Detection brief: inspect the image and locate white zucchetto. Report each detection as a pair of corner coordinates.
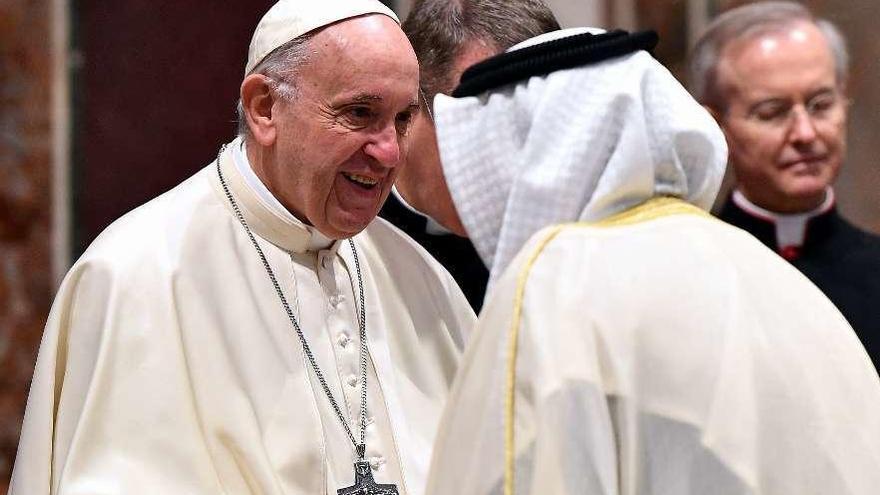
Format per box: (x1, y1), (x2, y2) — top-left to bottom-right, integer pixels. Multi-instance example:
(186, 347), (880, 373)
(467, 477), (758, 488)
(245, 0), (399, 75)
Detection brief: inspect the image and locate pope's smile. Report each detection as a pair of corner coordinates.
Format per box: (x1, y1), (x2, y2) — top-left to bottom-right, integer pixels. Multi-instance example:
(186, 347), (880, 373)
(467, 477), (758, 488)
(342, 172), (379, 189)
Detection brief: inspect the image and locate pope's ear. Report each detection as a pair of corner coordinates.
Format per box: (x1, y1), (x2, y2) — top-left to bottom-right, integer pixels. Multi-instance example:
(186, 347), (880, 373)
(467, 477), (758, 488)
(241, 74), (277, 146)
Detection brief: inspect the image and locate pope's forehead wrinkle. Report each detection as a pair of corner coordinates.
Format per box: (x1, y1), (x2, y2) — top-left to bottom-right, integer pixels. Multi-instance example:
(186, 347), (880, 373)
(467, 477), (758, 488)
(344, 94), (419, 108)
(351, 94), (382, 103)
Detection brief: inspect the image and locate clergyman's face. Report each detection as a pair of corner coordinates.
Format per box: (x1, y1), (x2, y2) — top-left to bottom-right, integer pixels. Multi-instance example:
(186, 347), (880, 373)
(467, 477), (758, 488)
(396, 41), (498, 236)
(715, 21), (847, 213)
(267, 15), (420, 239)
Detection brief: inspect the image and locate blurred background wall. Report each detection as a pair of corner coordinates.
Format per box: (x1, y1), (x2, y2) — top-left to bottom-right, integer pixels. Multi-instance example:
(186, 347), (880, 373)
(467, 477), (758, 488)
(1, 0), (55, 489)
(1, 0), (877, 491)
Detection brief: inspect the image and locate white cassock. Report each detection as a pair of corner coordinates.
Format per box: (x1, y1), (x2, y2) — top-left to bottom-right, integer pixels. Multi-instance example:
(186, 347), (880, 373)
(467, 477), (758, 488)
(11, 138), (475, 495)
(426, 28), (880, 495)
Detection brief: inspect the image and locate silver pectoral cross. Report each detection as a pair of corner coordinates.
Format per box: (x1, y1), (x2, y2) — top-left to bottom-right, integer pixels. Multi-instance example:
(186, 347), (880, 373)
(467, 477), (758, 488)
(337, 460), (399, 495)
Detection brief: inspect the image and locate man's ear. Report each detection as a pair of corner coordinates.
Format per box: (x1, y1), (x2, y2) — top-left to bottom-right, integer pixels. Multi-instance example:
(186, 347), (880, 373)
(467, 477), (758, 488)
(703, 104), (721, 123)
(838, 81), (852, 113)
(241, 74), (277, 146)
(703, 104), (733, 140)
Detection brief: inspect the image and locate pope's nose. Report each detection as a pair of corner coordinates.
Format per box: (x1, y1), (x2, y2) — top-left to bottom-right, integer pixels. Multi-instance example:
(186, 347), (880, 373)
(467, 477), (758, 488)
(363, 123), (402, 168)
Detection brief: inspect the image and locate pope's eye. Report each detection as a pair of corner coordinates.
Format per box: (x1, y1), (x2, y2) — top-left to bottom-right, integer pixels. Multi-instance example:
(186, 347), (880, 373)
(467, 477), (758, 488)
(350, 107), (372, 119)
(343, 106), (375, 127)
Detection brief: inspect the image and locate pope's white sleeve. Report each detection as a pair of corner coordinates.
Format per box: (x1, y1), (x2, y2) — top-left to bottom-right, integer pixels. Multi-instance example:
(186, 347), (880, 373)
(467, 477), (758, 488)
(9, 257), (226, 494)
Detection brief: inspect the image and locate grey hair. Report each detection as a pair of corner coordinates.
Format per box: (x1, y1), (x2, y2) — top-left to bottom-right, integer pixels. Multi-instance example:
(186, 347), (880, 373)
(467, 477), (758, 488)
(688, 1), (849, 112)
(403, 0), (560, 102)
(236, 34), (314, 138)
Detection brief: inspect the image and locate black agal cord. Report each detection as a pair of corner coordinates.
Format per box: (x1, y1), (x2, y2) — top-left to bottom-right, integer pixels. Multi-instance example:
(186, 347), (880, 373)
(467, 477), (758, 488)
(453, 29), (659, 98)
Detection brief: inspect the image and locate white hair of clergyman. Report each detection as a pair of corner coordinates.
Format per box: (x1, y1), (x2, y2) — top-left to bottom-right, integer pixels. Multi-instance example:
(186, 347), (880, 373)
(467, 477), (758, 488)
(236, 35), (314, 138)
(688, 1), (849, 112)
(403, 0), (561, 103)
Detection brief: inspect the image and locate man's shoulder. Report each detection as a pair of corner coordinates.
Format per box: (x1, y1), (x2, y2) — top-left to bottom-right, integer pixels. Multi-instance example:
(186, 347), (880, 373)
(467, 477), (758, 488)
(512, 209), (794, 289)
(78, 165), (218, 272)
(805, 214), (880, 292)
(507, 208), (845, 337)
(833, 214), (880, 253)
(360, 216), (449, 272)
(528, 207), (750, 251)
(358, 217), (476, 333)
(360, 218), (472, 300)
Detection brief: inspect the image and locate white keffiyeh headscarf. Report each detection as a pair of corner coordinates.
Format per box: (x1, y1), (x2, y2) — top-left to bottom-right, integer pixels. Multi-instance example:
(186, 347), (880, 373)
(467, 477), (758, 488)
(433, 28), (727, 286)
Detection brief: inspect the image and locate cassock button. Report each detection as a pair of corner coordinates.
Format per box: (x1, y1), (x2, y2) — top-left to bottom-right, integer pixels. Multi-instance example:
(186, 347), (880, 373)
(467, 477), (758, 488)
(328, 294), (346, 309)
(329, 294), (340, 308)
(346, 374), (358, 387)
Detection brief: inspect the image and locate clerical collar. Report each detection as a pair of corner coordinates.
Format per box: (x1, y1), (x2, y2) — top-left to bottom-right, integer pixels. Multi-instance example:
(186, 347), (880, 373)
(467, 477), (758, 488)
(732, 188), (835, 256)
(233, 139), (334, 251)
(212, 139), (330, 253)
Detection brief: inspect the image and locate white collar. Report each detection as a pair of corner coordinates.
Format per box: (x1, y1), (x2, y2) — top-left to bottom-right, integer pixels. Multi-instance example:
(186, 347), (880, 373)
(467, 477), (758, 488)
(733, 188), (835, 248)
(233, 139), (334, 251)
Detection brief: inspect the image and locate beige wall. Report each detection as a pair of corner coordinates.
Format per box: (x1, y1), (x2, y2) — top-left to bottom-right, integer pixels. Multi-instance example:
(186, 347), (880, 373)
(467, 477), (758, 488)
(393, 0), (606, 30)
(0, 0), (55, 490)
(809, 0), (880, 233)
(544, 0), (605, 27)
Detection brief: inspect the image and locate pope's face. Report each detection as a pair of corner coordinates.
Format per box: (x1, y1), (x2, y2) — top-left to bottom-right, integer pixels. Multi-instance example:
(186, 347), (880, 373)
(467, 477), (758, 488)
(396, 41), (498, 236)
(715, 21), (847, 213)
(267, 15), (420, 238)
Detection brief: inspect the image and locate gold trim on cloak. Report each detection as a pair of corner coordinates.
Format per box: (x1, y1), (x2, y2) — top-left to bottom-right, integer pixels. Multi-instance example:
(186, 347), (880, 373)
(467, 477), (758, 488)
(503, 196), (709, 495)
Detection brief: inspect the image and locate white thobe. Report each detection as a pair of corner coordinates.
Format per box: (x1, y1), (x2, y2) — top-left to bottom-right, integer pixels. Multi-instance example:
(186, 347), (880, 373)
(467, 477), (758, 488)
(426, 198), (880, 495)
(11, 141), (475, 495)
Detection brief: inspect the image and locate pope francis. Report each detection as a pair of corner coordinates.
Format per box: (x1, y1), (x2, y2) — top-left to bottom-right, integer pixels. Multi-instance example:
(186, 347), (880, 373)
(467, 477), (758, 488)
(418, 28), (880, 495)
(10, 1), (475, 494)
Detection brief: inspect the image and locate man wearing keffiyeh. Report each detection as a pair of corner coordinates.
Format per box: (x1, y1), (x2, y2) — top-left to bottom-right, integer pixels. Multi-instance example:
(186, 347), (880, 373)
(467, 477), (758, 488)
(408, 28), (880, 495)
